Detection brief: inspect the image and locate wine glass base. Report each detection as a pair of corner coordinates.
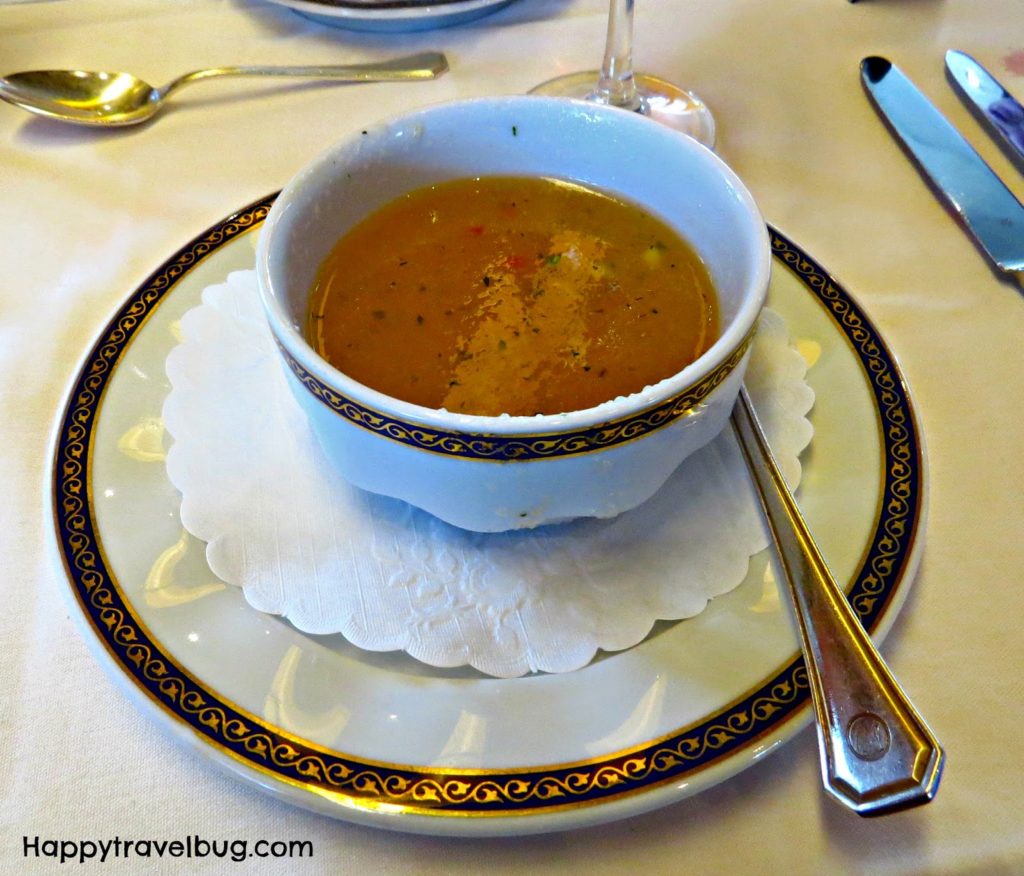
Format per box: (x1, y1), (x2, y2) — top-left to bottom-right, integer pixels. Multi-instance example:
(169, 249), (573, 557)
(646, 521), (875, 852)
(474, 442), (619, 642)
(530, 71), (716, 148)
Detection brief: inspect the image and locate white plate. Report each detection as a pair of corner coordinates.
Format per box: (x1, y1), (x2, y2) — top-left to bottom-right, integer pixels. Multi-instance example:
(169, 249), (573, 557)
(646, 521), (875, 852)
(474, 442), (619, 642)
(267, 0), (515, 32)
(50, 194), (927, 836)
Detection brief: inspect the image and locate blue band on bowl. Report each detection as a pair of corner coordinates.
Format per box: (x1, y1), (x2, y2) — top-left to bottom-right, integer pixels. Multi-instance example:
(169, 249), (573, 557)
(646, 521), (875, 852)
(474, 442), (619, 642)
(277, 330), (756, 461)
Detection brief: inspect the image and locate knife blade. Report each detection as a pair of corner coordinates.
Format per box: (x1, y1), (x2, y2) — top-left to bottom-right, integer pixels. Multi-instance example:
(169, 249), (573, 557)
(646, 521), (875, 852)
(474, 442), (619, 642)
(945, 50), (1024, 165)
(861, 56), (1024, 274)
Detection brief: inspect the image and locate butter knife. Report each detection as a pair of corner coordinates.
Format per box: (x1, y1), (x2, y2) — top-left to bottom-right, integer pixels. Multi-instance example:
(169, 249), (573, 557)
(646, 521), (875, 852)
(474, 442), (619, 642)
(861, 56), (1024, 274)
(946, 50), (1024, 166)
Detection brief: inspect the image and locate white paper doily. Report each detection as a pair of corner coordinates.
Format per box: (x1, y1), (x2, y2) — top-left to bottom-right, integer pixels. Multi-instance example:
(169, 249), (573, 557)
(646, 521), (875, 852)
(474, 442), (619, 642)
(163, 270), (814, 677)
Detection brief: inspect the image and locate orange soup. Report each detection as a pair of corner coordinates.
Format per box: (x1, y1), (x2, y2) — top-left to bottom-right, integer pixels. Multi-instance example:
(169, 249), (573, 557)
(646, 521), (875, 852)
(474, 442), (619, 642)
(308, 176), (718, 417)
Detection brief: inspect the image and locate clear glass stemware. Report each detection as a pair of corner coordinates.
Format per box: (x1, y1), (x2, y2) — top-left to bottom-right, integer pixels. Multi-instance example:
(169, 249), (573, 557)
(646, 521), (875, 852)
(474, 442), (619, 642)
(530, 0), (715, 146)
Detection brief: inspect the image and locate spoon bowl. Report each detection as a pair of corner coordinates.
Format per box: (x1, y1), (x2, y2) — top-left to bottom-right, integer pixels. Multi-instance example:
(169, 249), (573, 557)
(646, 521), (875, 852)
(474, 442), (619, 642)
(0, 52), (449, 127)
(0, 70), (160, 125)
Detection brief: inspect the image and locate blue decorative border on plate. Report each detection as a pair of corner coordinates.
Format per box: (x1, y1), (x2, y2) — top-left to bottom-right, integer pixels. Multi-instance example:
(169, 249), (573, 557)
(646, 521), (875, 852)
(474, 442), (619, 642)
(52, 195), (922, 817)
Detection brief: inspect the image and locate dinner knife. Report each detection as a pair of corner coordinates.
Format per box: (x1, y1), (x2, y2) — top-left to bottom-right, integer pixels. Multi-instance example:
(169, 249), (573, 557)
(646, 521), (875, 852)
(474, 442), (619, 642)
(861, 56), (1024, 274)
(945, 50), (1024, 165)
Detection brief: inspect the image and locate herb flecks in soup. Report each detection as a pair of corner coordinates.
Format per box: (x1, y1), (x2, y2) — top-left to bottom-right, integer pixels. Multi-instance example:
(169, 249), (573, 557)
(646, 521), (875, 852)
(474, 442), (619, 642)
(308, 177), (718, 417)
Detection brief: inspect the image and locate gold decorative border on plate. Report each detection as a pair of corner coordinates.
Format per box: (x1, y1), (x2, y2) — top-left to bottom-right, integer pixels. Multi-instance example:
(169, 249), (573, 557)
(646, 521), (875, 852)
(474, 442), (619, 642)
(52, 195), (924, 821)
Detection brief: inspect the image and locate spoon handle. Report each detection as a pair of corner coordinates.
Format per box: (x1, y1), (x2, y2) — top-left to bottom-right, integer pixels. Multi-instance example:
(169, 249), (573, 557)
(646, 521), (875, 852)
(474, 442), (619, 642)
(161, 52), (449, 97)
(730, 387), (944, 816)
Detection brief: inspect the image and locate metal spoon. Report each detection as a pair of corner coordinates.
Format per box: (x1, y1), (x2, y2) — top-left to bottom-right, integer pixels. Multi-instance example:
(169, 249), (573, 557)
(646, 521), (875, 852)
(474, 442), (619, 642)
(0, 52), (449, 127)
(731, 387), (944, 815)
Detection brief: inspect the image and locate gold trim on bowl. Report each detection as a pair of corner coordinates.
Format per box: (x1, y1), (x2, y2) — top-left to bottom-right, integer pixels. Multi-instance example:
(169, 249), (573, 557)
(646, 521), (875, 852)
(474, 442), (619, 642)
(276, 329), (756, 461)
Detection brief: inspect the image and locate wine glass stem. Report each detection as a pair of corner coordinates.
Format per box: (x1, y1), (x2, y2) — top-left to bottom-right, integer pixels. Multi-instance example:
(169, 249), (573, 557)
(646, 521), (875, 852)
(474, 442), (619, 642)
(595, 0), (642, 111)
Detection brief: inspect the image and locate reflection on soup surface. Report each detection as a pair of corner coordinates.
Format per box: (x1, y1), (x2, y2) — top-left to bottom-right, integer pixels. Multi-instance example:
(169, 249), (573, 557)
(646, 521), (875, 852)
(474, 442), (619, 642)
(309, 176), (718, 416)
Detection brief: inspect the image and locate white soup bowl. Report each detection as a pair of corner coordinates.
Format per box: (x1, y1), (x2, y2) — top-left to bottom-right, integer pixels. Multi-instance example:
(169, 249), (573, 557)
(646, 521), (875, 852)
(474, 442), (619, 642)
(256, 96), (770, 532)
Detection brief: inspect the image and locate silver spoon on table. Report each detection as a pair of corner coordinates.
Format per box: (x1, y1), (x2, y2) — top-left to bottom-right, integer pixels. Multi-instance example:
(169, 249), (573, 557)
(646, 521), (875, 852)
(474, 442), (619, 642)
(731, 387), (944, 815)
(0, 51), (449, 127)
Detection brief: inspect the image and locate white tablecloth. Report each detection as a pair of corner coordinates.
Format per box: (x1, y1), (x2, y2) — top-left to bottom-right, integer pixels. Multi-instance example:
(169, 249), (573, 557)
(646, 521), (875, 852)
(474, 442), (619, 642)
(2, 1), (1023, 872)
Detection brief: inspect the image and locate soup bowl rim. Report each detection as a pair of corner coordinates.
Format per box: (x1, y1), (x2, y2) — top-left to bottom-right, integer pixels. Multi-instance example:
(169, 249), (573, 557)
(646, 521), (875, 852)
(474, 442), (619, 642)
(257, 95), (770, 440)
